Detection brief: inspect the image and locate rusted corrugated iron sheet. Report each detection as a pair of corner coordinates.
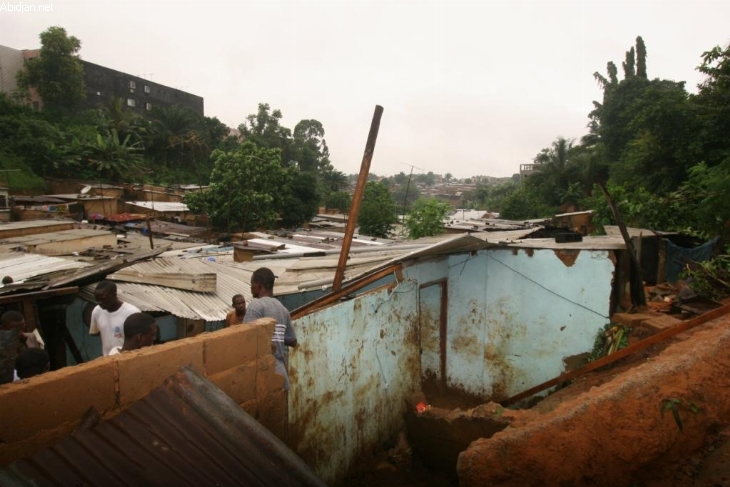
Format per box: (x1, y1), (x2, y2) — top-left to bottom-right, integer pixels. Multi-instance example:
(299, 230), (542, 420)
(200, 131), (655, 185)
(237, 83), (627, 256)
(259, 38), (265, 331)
(0, 253), (90, 282)
(0, 367), (328, 487)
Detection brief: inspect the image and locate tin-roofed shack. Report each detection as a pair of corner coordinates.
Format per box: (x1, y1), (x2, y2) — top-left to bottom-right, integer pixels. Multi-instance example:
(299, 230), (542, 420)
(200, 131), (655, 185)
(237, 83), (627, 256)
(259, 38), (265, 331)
(0, 226), (723, 486)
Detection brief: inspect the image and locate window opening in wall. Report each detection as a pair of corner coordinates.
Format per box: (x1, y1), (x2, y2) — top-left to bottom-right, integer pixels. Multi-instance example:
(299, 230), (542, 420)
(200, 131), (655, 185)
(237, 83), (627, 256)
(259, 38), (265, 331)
(129, 80), (136, 89)
(146, 102), (152, 110)
(96, 91), (101, 96)
(144, 85), (150, 93)
(127, 98), (136, 107)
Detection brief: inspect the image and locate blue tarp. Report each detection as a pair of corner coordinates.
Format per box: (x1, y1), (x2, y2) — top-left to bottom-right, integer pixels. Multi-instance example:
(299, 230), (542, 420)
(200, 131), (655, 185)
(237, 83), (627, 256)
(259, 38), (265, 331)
(665, 236), (719, 283)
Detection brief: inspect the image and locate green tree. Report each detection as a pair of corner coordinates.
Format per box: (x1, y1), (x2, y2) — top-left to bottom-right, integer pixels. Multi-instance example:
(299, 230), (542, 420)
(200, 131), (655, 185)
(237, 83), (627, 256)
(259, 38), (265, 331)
(17, 26), (86, 113)
(185, 142), (287, 232)
(636, 36), (648, 79)
(292, 119), (329, 172)
(146, 105), (201, 168)
(444, 172), (453, 185)
(86, 129), (144, 180)
(405, 198), (449, 239)
(326, 190), (352, 214)
(358, 181), (396, 238)
(239, 103), (294, 163)
(279, 169), (319, 228)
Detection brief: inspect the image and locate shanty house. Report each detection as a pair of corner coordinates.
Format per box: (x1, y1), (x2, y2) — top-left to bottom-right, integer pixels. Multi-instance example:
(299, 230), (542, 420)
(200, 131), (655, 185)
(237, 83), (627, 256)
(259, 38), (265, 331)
(1, 232), (638, 485)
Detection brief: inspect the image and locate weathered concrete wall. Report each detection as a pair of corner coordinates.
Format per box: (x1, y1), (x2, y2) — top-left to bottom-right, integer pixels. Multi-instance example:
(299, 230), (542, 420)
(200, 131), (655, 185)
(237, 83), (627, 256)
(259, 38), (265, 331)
(480, 248), (613, 399)
(288, 280), (421, 485)
(403, 248), (614, 401)
(457, 315), (730, 486)
(0, 319), (284, 465)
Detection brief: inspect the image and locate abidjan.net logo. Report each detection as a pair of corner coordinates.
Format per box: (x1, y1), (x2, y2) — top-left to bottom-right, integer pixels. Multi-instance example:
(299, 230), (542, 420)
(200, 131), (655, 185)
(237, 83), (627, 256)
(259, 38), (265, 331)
(0, 2), (55, 13)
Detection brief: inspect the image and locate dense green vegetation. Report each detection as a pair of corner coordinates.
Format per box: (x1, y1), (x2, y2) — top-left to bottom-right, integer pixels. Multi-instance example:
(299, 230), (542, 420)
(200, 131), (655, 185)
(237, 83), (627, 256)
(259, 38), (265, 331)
(404, 198), (450, 239)
(5, 28), (730, 243)
(2, 27), (345, 232)
(461, 37), (730, 244)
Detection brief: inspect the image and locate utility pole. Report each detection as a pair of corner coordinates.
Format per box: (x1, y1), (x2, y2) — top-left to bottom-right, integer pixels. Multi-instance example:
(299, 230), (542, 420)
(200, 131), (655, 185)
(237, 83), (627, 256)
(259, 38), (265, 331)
(399, 162), (423, 234)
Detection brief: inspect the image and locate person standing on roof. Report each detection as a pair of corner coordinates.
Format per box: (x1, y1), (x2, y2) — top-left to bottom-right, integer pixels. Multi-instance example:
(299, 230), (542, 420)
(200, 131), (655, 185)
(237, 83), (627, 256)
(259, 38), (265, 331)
(109, 313), (158, 355)
(225, 294), (246, 327)
(90, 280), (141, 356)
(244, 268), (297, 390)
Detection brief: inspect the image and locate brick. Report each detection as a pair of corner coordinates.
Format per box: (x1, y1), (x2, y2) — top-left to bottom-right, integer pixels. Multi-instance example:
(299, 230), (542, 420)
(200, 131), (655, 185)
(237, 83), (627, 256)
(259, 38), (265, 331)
(116, 338), (204, 406)
(0, 359), (115, 443)
(252, 318), (276, 356)
(208, 362), (257, 405)
(256, 354), (284, 398)
(612, 313), (653, 327)
(204, 325), (259, 375)
(257, 389), (287, 441)
(642, 314), (683, 333)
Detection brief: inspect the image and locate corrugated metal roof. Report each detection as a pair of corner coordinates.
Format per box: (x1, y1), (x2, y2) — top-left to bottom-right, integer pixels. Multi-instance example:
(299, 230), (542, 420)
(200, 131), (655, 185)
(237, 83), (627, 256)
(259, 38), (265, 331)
(80, 248), (417, 320)
(127, 201), (189, 212)
(0, 229), (114, 246)
(0, 253), (90, 282)
(390, 234), (493, 264)
(0, 367), (327, 487)
(0, 220), (74, 230)
(81, 258), (251, 321)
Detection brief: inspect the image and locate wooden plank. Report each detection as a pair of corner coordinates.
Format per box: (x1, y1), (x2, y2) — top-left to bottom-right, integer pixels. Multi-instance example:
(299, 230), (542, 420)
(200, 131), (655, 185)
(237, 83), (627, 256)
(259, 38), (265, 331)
(501, 304), (730, 406)
(43, 247), (170, 289)
(109, 271), (217, 292)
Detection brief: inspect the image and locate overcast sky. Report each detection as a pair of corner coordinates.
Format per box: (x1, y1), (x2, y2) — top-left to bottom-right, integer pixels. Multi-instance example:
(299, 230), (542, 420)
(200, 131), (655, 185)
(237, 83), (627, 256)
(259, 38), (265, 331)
(1, 1), (728, 178)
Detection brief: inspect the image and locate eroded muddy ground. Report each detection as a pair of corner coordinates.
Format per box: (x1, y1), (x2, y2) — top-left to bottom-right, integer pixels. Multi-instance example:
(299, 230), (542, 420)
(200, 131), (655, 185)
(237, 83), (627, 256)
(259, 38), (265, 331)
(346, 304), (730, 486)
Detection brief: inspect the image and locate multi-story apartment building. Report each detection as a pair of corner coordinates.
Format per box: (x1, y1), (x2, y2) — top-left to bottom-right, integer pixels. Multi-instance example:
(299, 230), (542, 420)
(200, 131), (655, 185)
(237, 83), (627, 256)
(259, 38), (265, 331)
(0, 44), (204, 116)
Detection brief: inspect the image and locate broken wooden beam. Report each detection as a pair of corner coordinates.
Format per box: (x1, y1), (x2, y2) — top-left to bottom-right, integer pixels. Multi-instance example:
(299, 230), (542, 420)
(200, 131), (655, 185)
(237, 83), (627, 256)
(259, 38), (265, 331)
(108, 270), (217, 292)
(292, 263), (401, 320)
(333, 105), (384, 292)
(501, 303), (730, 406)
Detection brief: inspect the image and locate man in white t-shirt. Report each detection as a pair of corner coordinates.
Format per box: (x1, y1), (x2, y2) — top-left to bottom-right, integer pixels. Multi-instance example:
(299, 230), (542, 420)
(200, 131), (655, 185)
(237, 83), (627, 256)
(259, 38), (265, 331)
(89, 280), (140, 356)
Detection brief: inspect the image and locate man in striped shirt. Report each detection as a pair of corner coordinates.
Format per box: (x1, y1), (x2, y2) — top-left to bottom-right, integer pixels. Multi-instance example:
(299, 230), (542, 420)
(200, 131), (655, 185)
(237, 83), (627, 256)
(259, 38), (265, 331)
(244, 267), (297, 390)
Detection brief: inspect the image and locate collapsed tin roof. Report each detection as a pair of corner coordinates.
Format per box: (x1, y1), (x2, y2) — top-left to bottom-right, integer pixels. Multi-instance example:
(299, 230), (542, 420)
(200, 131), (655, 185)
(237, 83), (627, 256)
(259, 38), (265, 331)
(0, 367), (327, 487)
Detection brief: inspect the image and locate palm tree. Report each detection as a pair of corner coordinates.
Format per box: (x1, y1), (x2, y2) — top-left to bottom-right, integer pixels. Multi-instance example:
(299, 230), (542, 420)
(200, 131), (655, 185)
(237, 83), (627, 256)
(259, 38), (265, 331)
(86, 129), (144, 180)
(146, 105), (202, 168)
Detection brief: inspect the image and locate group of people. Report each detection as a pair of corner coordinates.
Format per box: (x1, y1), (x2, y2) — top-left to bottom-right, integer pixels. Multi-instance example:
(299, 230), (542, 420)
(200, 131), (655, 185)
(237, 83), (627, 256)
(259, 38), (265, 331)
(90, 267), (297, 389)
(1, 266), (297, 389)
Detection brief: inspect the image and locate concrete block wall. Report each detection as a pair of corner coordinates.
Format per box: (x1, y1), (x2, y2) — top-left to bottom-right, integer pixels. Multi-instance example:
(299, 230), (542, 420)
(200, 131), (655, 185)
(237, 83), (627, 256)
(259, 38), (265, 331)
(0, 318), (284, 466)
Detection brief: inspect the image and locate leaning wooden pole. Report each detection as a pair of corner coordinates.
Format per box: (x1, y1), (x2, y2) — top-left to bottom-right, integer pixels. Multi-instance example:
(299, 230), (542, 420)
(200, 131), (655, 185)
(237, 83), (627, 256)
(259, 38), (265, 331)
(599, 182), (646, 306)
(332, 105), (384, 292)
